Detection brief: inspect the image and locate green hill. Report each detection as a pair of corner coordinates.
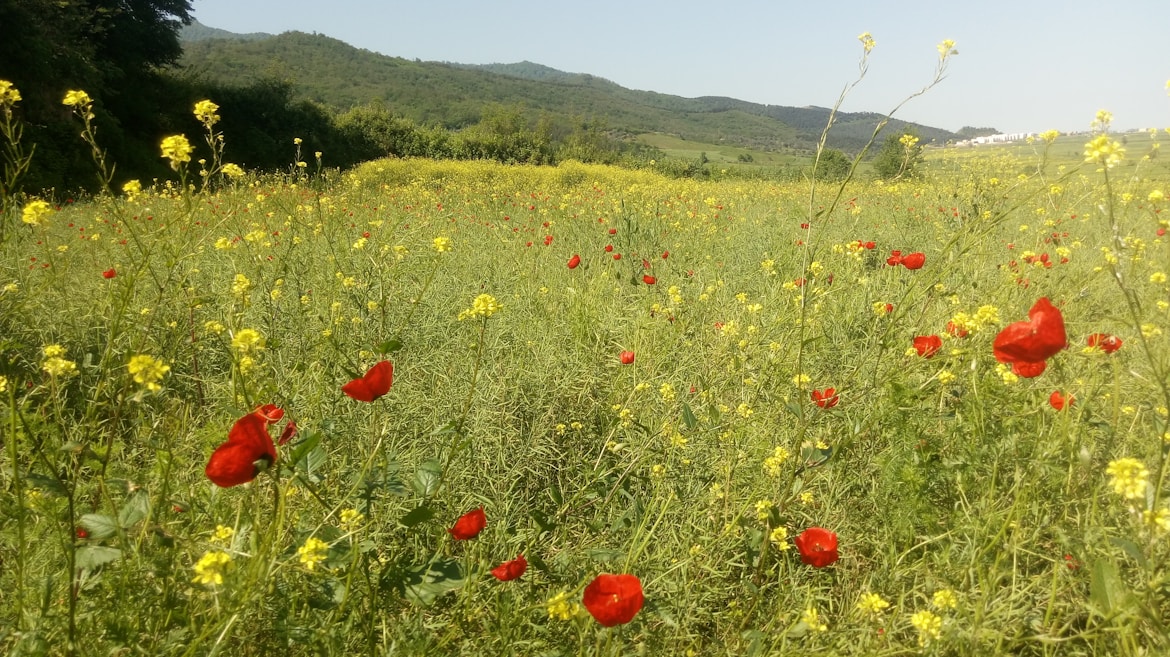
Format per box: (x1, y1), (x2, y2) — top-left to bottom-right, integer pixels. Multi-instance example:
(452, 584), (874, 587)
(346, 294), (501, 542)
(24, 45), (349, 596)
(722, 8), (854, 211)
(179, 30), (957, 154)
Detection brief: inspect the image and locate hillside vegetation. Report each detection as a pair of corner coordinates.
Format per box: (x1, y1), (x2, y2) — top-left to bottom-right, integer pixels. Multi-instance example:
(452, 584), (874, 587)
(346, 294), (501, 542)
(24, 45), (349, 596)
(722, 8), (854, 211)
(179, 30), (957, 154)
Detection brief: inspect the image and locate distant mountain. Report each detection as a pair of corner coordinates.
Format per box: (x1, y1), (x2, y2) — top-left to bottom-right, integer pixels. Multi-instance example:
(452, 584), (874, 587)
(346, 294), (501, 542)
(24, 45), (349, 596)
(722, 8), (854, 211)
(181, 19), (272, 43)
(179, 28), (957, 153)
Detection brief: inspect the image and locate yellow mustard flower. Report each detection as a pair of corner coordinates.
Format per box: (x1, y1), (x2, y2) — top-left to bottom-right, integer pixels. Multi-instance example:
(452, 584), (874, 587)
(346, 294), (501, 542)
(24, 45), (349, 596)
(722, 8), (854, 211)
(160, 134), (193, 169)
(1106, 458), (1149, 500)
(192, 550), (232, 586)
(127, 355), (170, 392)
(297, 537), (329, 571)
(21, 199), (52, 226)
(62, 90), (92, 108)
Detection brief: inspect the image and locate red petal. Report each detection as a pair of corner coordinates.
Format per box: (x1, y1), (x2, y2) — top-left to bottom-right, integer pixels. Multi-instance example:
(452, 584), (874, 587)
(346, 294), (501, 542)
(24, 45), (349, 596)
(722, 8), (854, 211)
(448, 507), (486, 540)
(490, 554), (528, 581)
(278, 420), (298, 446)
(342, 360), (394, 402)
(582, 574), (644, 627)
(205, 440), (269, 487)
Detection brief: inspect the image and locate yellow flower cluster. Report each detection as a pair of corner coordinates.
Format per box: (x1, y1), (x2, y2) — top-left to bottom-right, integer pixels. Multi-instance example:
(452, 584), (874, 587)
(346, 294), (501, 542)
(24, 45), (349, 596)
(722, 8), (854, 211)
(122, 179), (142, 200)
(1106, 457), (1149, 500)
(0, 375), (8, 393)
(900, 134), (920, 150)
(0, 79), (21, 106)
(212, 525), (235, 543)
(231, 273), (252, 297)
(546, 591), (580, 621)
(193, 99), (220, 127)
(1039, 130), (1060, 143)
(937, 39), (958, 58)
(127, 354), (170, 392)
(297, 537), (329, 571)
(432, 236), (452, 252)
(231, 328), (265, 354)
(340, 508), (365, 530)
(762, 446), (790, 477)
(911, 610), (943, 645)
(457, 293), (501, 321)
(932, 589), (958, 610)
(160, 134), (193, 169)
(221, 163), (245, 179)
(801, 607), (828, 633)
(21, 199), (52, 226)
(857, 31), (876, 53)
(62, 90), (92, 108)
(768, 526), (790, 550)
(192, 550), (232, 586)
(41, 344), (78, 378)
(1083, 134), (1124, 169)
(856, 592), (890, 616)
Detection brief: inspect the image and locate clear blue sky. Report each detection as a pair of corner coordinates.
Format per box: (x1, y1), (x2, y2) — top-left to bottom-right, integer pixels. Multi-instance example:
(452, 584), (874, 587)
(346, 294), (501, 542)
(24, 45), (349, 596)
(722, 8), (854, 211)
(191, 0), (1169, 135)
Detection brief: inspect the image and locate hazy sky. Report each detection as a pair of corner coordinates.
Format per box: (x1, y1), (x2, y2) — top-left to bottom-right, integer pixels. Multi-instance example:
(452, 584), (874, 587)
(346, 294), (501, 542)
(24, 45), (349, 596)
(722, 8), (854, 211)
(190, 0), (1169, 135)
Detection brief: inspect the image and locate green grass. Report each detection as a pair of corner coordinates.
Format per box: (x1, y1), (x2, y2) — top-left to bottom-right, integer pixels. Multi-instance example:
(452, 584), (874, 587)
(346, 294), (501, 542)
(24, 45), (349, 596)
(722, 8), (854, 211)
(1, 133), (1169, 656)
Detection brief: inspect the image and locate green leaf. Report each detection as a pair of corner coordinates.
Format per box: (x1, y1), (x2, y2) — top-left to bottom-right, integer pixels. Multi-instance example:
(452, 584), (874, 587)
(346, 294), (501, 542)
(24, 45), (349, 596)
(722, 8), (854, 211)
(1088, 558), (1130, 617)
(25, 472), (67, 497)
(75, 546), (122, 570)
(400, 504), (435, 528)
(289, 430), (323, 467)
(411, 460), (442, 497)
(530, 509), (557, 533)
(79, 514), (119, 540)
(379, 338), (403, 354)
(1108, 537), (1148, 569)
(397, 559), (465, 606)
(587, 548), (624, 563)
(681, 402), (698, 430)
(117, 490), (150, 529)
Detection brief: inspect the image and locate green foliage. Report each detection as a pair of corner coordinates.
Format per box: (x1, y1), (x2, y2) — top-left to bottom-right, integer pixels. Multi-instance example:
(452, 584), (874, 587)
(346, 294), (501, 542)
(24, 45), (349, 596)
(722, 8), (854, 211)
(178, 31), (957, 155)
(0, 0), (193, 191)
(872, 130), (924, 180)
(813, 147), (850, 182)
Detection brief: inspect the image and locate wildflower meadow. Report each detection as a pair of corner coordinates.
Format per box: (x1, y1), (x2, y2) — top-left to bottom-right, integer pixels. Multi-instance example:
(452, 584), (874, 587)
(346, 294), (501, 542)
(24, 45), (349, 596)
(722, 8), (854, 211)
(2, 40), (1170, 657)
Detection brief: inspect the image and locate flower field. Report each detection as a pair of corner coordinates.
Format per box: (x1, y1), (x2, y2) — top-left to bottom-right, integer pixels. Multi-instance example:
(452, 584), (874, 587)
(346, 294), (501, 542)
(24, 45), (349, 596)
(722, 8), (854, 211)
(2, 80), (1170, 655)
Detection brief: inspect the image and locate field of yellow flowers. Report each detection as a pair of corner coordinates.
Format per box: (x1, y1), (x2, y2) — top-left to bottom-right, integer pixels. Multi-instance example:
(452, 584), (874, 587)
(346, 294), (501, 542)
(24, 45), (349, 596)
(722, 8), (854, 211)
(3, 78), (1170, 656)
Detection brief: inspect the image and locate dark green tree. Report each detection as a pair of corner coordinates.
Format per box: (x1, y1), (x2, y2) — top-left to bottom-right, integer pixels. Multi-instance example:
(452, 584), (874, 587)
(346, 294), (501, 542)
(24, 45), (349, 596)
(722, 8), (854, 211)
(0, 0), (193, 191)
(872, 130), (923, 180)
(813, 147), (850, 182)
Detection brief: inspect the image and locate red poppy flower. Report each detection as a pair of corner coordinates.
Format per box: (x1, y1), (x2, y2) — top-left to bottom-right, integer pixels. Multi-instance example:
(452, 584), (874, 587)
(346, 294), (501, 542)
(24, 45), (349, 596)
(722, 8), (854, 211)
(582, 573), (644, 627)
(1049, 390), (1074, 410)
(608, 228), (617, 235)
(620, 350), (635, 365)
(886, 250), (903, 266)
(278, 420), (298, 446)
(342, 360), (394, 402)
(1086, 333), (1123, 353)
(490, 554), (528, 581)
(543, 235), (554, 246)
(205, 404), (286, 487)
(946, 321), (969, 338)
(864, 241), (876, 250)
(900, 252), (926, 270)
(913, 335), (943, 358)
(604, 244), (614, 252)
(993, 298), (1067, 366)
(810, 388), (839, 408)
(794, 527), (839, 567)
(612, 253), (621, 261)
(1012, 360), (1047, 378)
(448, 507), (486, 540)
(567, 254), (581, 269)
(102, 268), (116, 279)
(662, 250), (670, 259)
(643, 275), (657, 285)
